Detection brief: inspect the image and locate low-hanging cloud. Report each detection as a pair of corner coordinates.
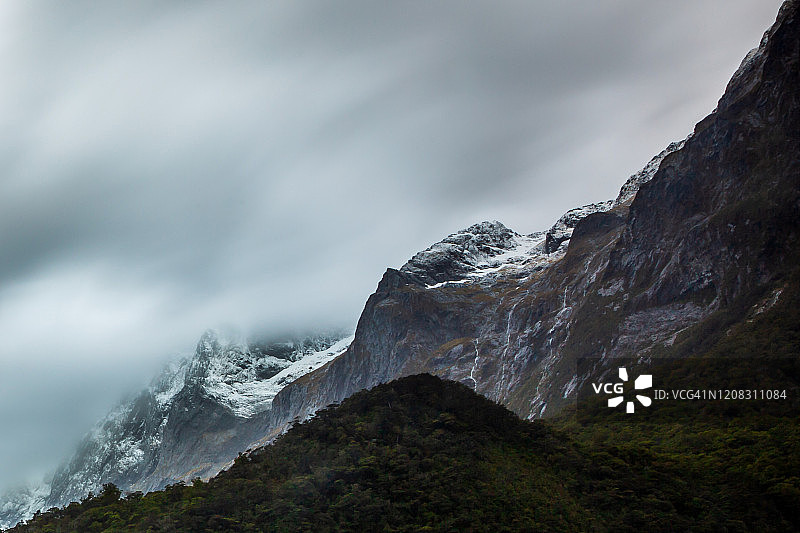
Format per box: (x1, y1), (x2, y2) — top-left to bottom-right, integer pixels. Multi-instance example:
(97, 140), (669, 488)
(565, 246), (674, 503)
(0, 0), (783, 488)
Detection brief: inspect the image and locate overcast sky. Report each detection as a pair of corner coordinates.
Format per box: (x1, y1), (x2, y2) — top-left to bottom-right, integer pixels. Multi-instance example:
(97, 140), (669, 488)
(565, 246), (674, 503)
(0, 1), (784, 491)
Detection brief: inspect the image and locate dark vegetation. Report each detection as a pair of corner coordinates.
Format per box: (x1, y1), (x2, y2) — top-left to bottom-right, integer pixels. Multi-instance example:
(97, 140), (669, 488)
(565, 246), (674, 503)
(10, 276), (800, 532)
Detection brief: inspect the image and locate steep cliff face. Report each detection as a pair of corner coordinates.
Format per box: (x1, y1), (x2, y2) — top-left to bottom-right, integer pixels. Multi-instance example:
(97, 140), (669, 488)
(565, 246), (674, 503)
(257, 0), (798, 437)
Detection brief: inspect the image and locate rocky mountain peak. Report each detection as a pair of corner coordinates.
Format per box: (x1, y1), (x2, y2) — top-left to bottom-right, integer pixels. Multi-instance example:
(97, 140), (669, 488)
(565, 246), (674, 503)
(398, 133), (692, 286)
(399, 220), (545, 287)
(718, 0), (796, 114)
(613, 139), (687, 207)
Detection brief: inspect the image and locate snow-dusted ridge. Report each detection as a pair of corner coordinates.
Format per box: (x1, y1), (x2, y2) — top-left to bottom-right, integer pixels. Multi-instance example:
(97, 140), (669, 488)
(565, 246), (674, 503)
(0, 330), (352, 529)
(407, 137), (687, 289)
(0, 484), (49, 530)
(613, 138), (686, 206)
(203, 334), (355, 417)
(420, 230), (548, 289)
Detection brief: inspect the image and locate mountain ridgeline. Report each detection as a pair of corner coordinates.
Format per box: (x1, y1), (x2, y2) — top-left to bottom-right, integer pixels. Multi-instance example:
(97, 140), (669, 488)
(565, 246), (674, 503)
(1, 0), (799, 529)
(253, 0), (800, 436)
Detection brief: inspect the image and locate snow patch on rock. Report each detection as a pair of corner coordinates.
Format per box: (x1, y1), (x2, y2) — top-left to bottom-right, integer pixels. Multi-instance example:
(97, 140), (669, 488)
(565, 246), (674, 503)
(203, 335), (354, 417)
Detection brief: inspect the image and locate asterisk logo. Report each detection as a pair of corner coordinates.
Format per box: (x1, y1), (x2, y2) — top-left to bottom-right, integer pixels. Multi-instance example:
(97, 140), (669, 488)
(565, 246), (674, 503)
(608, 367), (652, 413)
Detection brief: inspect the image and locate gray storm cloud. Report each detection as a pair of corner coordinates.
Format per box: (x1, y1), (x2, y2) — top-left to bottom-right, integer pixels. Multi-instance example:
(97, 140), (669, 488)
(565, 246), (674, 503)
(0, 1), (783, 488)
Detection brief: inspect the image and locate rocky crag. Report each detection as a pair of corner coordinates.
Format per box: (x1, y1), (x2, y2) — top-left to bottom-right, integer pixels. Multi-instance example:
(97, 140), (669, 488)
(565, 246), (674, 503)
(256, 0), (799, 441)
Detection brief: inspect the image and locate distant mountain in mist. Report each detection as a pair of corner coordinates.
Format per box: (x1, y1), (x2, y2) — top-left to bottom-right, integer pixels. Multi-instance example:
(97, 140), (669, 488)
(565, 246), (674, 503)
(2, 0), (799, 529)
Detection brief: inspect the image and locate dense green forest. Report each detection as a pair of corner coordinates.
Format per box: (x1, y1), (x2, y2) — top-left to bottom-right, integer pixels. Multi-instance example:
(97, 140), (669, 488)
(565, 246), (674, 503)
(8, 382), (798, 533)
(9, 277), (800, 532)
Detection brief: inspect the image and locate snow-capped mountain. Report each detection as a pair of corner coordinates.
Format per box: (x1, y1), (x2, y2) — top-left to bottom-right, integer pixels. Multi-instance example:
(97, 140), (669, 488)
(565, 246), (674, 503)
(401, 203), (623, 290)
(398, 138), (690, 291)
(188, 331), (352, 417)
(1, 147), (661, 527)
(400, 220), (545, 287)
(0, 331), (351, 529)
(3, 2), (797, 527)
(0, 485), (49, 532)
(242, 0), (799, 451)
(239, 134), (703, 442)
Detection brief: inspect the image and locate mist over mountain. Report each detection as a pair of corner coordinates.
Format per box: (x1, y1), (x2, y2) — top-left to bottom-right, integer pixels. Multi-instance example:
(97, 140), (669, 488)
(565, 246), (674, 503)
(0, 131), (678, 528)
(0, 1), (784, 498)
(0, 330), (353, 528)
(2, 0), (799, 530)
(3, 2), (798, 527)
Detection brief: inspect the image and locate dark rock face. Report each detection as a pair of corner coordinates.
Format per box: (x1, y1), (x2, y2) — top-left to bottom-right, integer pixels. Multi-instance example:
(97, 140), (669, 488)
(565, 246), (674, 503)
(613, 139), (686, 207)
(258, 0), (799, 431)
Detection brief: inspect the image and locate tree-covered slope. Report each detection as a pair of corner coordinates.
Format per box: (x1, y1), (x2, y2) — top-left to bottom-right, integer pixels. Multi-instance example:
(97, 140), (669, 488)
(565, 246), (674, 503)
(10, 350), (799, 532)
